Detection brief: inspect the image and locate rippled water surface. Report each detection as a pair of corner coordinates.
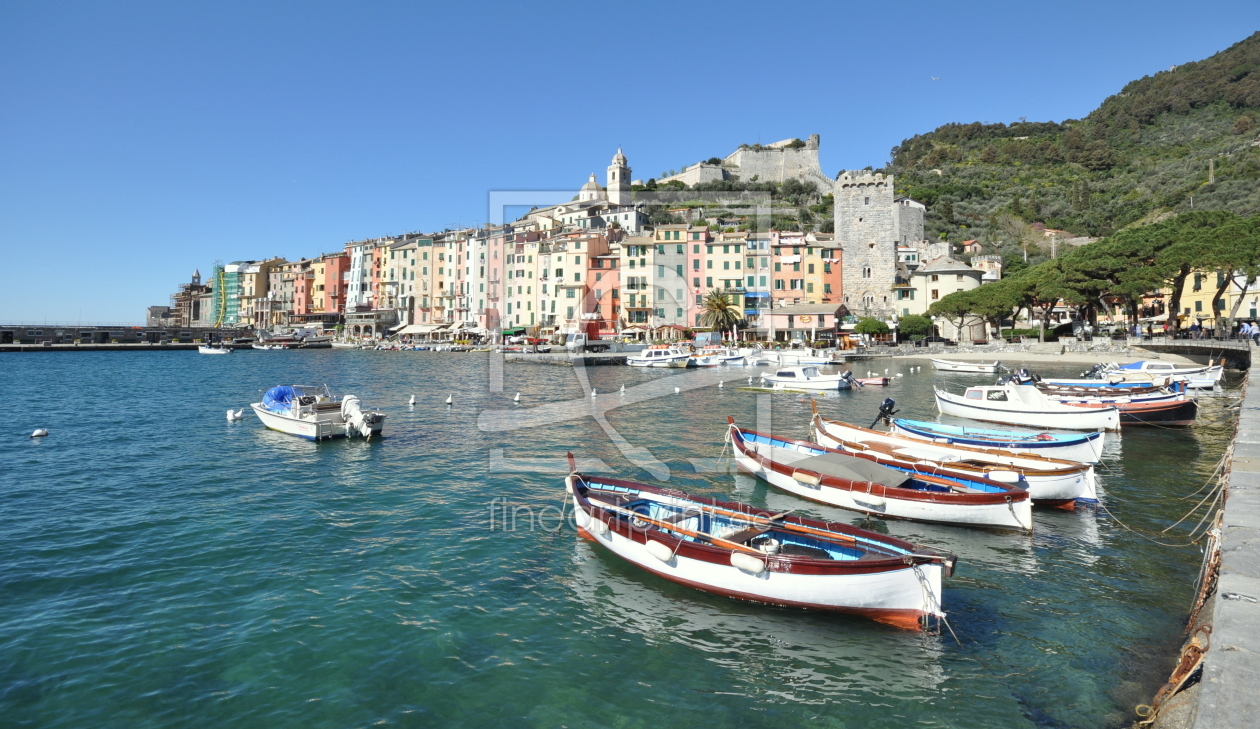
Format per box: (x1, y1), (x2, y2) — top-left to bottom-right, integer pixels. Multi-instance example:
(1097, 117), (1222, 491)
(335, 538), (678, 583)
(0, 350), (1239, 728)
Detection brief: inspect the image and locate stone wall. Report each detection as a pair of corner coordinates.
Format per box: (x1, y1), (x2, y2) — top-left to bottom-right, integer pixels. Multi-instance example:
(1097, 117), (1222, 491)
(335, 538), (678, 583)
(837, 171), (897, 315)
(723, 135), (834, 192)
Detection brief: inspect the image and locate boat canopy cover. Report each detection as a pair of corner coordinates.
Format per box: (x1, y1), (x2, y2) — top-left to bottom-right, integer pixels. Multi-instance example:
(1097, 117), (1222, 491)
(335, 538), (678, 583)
(262, 386), (297, 412)
(1116, 361), (1148, 370)
(790, 451), (911, 489)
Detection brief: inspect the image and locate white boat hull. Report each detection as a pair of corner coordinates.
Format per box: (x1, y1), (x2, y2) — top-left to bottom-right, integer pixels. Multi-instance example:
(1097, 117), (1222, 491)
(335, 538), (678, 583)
(250, 403), (384, 440)
(573, 499), (944, 622)
(931, 359), (999, 373)
(198, 346), (231, 354)
(733, 449), (1031, 530)
(811, 424), (1096, 504)
(936, 390), (1120, 431)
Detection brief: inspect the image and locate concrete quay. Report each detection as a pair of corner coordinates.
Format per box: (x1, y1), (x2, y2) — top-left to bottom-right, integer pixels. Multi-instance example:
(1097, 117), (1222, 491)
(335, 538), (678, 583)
(504, 352), (627, 366)
(0, 342), (243, 353)
(1181, 371), (1260, 728)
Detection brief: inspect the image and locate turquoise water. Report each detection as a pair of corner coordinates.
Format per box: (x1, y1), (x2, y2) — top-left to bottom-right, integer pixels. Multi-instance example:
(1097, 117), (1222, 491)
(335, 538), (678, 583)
(0, 351), (1237, 728)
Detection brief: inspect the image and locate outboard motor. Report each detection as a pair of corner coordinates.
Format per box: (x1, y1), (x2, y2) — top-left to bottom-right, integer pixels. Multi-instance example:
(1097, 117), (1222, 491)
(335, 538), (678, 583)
(871, 398), (899, 428)
(842, 370), (863, 388)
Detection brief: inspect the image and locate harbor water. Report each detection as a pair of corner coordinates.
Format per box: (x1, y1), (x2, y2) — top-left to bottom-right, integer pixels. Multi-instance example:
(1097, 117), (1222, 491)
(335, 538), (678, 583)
(0, 351), (1238, 728)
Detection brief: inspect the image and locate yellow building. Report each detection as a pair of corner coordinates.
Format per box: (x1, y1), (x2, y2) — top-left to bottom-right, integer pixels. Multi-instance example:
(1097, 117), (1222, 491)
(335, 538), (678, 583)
(1177, 270), (1260, 328)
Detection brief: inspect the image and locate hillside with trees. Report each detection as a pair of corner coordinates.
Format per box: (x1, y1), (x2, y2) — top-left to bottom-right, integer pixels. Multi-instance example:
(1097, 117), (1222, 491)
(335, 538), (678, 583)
(891, 31), (1260, 271)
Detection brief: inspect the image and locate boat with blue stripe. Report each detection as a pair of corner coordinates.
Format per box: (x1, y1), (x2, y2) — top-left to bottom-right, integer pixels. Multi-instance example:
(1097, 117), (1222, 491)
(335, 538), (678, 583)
(890, 418), (1104, 464)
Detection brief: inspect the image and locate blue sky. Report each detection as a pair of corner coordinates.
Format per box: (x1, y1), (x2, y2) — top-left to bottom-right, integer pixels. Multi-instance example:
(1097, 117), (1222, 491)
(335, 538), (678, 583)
(2, 1), (1258, 323)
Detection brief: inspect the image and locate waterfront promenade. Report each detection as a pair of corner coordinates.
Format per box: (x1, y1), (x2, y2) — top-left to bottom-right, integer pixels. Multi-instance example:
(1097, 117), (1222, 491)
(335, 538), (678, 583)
(1183, 370), (1260, 727)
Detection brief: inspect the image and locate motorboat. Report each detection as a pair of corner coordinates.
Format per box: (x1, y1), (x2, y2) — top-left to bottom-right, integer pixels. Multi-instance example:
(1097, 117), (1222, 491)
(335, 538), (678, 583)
(808, 406), (1096, 507)
(566, 455), (955, 630)
(251, 343), (288, 350)
(930, 358), (1002, 373)
(935, 383), (1120, 431)
(250, 385), (385, 440)
(689, 348), (723, 367)
(331, 341), (360, 349)
(891, 418), (1105, 464)
(728, 421), (1032, 531)
(760, 366), (855, 390)
(627, 345), (691, 368)
(198, 345), (232, 354)
(856, 377), (890, 387)
(1052, 362), (1223, 390)
(766, 349), (835, 366)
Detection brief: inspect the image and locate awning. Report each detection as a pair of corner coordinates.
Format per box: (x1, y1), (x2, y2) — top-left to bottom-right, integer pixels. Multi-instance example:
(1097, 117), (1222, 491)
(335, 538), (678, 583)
(390, 323), (409, 332)
(397, 324), (438, 335)
(503, 327), (526, 335)
(744, 292), (771, 299)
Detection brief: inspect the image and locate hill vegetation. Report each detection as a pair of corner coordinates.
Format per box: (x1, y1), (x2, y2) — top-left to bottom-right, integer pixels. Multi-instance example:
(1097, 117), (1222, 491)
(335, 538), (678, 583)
(891, 31), (1260, 265)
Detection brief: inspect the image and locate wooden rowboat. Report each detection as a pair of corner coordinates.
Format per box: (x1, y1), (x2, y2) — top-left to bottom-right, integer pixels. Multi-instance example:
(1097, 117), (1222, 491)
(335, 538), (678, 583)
(728, 419), (1033, 532)
(809, 406), (1095, 508)
(566, 455), (956, 631)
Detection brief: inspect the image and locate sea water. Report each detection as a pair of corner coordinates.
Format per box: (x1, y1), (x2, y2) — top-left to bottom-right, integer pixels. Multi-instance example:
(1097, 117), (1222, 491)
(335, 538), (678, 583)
(0, 351), (1236, 728)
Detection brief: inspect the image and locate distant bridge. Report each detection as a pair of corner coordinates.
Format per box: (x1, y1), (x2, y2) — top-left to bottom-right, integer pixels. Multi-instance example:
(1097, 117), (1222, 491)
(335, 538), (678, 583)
(1135, 339), (1251, 369)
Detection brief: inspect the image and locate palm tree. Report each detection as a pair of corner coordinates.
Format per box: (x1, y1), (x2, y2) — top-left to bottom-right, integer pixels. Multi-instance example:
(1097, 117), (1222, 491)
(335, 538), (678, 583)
(699, 289), (744, 338)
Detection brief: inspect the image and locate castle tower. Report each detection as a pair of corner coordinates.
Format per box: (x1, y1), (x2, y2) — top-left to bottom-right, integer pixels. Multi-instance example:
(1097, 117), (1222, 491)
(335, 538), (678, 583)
(607, 149), (630, 206)
(192, 268), (201, 285)
(836, 171), (896, 316)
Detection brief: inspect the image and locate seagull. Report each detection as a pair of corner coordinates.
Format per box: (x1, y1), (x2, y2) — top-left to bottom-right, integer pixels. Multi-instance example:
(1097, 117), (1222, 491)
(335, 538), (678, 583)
(226, 409), (245, 421)
(931, 76), (940, 81)
(514, 392), (521, 402)
(884, 368), (889, 375)
(408, 394), (416, 406)
(896, 373), (904, 377)
(445, 394), (453, 406)
(674, 387), (681, 394)
(591, 389), (597, 398)
(30, 428), (48, 438)
(620, 384), (625, 394)
(747, 376), (753, 384)
(718, 380), (724, 388)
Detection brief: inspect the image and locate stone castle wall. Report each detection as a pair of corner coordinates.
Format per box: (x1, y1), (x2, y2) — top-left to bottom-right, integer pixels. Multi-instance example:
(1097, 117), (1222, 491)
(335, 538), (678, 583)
(836, 171), (897, 314)
(723, 135), (833, 192)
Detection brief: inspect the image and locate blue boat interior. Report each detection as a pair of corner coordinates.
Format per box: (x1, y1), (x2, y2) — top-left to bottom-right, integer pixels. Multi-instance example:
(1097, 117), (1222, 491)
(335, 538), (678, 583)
(893, 418), (1095, 444)
(581, 482), (905, 559)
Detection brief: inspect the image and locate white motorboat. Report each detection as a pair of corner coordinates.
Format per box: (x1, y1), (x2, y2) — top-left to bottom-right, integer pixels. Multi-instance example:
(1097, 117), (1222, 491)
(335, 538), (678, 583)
(627, 345), (691, 368)
(331, 341), (359, 349)
(251, 343), (288, 350)
(198, 345), (232, 354)
(250, 385), (385, 440)
(760, 366), (854, 390)
(936, 383), (1120, 431)
(766, 350), (835, 366)
(809, 407), (1097, 506)
(930, 359), (1001, 373)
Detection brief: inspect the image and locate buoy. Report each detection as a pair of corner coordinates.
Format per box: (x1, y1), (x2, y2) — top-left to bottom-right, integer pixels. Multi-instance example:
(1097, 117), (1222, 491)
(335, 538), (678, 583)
(514, 392), (520, 402)
(30, 428), (48, 438)
(408, 394), (416, 406)
(730, 552), (766, 574)
(445, 394), (452, 405)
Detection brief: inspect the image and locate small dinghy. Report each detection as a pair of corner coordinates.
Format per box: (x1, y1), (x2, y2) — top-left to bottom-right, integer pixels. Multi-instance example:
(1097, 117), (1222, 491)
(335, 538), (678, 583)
(930, 359), (1001, 373)
(728, 420), (1032, 531)
(250, 385), (385, 440)
(891, 418), (1105, 464)
(810, 402), (1096, 507)
(198, 345), (232, 354)
(936, 383), (1120, 431)
(565, 455), (956, 630)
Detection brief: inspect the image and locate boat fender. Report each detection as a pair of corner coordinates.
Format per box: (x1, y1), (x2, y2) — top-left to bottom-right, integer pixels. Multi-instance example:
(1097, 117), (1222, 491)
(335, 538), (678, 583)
(1116, 397), (1132, 404)
(943, 554), (958, 578)
(933, 437), (952, 445)
(574, 506), (590, 527)
(645, 539), (675, 563)
(564, 476), (575, 494)
(590, 518), (609, 536)
(730, 552), (766, 574)
(986, 470), (1022, 484)
(792, 470), (821, 486)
